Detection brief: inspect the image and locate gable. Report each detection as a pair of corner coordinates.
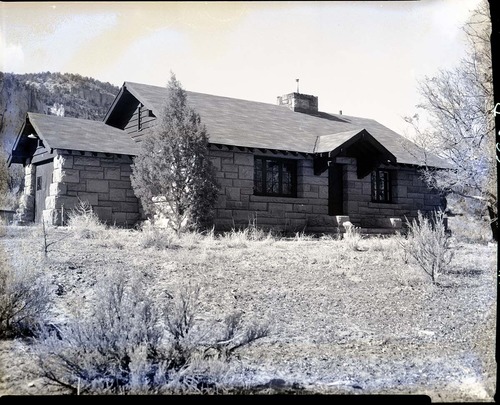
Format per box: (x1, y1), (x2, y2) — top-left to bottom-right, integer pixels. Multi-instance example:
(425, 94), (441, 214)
(10, 113), (140, 165)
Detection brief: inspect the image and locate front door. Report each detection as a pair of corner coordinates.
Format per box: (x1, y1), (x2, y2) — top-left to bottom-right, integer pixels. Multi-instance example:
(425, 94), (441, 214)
(328, 163), (344, 215)
(34, 160), (54, 223)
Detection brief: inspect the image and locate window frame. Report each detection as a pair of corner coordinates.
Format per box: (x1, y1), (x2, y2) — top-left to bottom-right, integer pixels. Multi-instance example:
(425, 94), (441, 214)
(371, 169), (393, 203)
(254, 156), (298, 198)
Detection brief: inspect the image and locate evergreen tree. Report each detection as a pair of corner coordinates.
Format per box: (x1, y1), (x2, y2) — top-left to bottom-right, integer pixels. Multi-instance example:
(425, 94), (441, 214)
(131, 73), (219, 234)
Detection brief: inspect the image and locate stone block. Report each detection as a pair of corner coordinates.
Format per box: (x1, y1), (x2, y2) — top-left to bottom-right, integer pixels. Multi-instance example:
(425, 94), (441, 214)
(216, 209), (233, 219)
(75, 192), (98, 206)
(226, 187), (241, 201)
(210, 157), (221, 170)
(104, 168), (121, 180)
(94, 206), (113, 222)
(248, 202), (268, 211)
(126, 189), (137, 198)
(225, 172), (238, 179)
(108, 180), (131, 189)
(87, 180), (109, 193)
(74, 156), (101, 166)
(240, 187), (254, 195)
(215, 195), (227, 209)
(221, 157), (234, 164)
(44, 196), (56, 210)
(109, 188), (127, 201)
(293, 204), (312, 213)
(112, 212), (127, 225)
(232, 179), (253, 188)
(67, 182), (87, 192)
(312, 205), (328, 214)
(268, 203), (293, 212)
(49, 182), (67, 196)
(55, 195), (79, 209)
(121, 202), (139, 213)
(318, 186), (328, 199)
(226, 201), (249, 210)
(208, 149), (234, 158)
(233, 153), (254, 166)
(238, 165), (254, 180)
(81, 170), (104, 179)
(221, 164), (238, 173)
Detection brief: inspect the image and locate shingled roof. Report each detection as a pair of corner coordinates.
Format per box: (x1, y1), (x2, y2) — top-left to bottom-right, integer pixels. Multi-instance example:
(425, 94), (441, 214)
(114, 81), (450, 168)
(12, 113), (140, 159)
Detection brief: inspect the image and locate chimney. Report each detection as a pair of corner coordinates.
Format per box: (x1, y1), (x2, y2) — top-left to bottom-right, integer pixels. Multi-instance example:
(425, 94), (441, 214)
(277, 92), (319, 114)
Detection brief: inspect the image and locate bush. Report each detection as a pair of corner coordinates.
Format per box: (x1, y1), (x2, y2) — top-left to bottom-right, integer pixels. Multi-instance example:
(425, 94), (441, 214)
(403, 210), (454, 283)
(66, 200), (105, 239)
(33, 273), (269, 394)
(0, 245), (51, 338)
(138, 221), (177, 250)
(342, 221), (363, 251)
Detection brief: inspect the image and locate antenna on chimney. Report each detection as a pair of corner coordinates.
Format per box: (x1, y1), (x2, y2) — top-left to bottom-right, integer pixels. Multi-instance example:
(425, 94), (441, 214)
(296, 78), (299, 93)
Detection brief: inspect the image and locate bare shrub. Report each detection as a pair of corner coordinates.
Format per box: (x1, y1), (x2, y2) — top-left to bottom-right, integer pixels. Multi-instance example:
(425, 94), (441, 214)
(138, 221), (176, 250)
(342, 221), (363, 251)
(32, 276), (269, 394)
(403, 210), (454, 283)
(67, 199), (105, 239)
(33, 270), (164, 394)
(0, 245), (51, 338)
(205, 311), (270, 361)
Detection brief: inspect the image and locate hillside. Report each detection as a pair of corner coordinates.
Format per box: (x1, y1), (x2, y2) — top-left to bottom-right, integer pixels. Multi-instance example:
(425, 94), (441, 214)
(0, 72), (120, 153)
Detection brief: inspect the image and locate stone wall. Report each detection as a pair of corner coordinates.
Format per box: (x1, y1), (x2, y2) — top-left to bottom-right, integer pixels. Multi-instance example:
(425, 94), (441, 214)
(337, 157), (445, 228)
(209, 148), (346, 233)
(15, 163), (36, 224)
(211, 149), (445, 234)
(43, 151), (139, 226)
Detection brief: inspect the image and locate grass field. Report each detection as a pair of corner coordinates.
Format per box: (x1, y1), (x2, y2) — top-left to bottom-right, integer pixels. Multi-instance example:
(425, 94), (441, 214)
(0, 218), (496, 401)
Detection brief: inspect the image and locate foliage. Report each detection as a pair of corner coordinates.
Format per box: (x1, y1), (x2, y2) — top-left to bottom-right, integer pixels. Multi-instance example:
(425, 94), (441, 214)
(66, 199), (105, 239)
(402, 210), (454, 284)
(131, 73), (219, 235)
(0, 151), (23, 210)
(342, 221), (363, 251)
(0, 242), (51, 338)
(404, 1), (497, 240)
(138, 221), (177, 249)
(32, 272), (269, 394)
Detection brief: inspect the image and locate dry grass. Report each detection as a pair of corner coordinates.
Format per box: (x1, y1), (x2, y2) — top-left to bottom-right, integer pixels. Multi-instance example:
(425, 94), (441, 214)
(0, 222), (496, 400)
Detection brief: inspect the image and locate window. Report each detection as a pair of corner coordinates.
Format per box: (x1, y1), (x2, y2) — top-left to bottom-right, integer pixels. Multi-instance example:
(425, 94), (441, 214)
(371, 169), (392, 203)
(254, 157), (297, 197)
(36, 176), (42, 191)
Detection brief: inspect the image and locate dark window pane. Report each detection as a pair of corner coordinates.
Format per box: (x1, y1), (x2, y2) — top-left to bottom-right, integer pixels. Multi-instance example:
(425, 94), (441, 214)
(254, 158), (263, 193)
(36, 176), (42, 191)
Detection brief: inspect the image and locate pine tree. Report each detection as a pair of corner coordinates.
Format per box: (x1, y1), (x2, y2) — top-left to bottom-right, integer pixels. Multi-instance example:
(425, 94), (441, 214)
(131, 73), (219, 234)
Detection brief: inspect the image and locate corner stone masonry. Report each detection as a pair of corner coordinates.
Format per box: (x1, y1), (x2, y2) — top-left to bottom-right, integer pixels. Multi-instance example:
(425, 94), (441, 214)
(43, 151), (140, 226)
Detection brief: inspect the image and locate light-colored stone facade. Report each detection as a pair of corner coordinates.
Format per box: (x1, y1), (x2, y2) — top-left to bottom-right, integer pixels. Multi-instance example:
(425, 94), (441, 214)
(16, 146), (445, 234)
(18, 151), (140, 227)
(210, 149), (445, 234)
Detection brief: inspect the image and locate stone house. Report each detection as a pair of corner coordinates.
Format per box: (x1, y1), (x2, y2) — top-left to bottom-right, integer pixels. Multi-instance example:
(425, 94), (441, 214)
(9, 81), (450, 234)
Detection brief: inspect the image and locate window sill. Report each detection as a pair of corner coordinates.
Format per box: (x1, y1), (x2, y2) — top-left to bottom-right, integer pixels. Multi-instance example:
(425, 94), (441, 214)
(369, 201), (395, 207)
(251, 194), (302, 203)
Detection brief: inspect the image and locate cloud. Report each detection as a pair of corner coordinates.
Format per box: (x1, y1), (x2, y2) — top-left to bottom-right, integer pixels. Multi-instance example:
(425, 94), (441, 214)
(2, 44), (25, 72)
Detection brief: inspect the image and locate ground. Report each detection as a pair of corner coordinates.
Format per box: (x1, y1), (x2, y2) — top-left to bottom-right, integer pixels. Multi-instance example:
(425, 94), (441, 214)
(0, 220), (496, 401)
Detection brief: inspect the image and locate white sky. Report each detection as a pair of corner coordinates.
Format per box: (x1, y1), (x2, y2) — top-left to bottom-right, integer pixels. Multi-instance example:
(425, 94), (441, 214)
(0, 0), (485, 135)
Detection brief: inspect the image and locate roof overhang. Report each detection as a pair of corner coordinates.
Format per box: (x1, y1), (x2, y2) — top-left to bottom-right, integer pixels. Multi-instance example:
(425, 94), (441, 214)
(313, 129), (397, 177)
(8, 114), (49, 166)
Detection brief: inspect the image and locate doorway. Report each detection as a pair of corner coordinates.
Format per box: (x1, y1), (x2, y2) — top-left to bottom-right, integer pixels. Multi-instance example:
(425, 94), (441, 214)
(34, 160), (54, 223)
(328, 163), (344, 215)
